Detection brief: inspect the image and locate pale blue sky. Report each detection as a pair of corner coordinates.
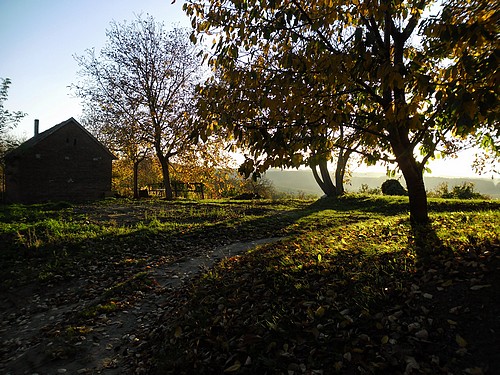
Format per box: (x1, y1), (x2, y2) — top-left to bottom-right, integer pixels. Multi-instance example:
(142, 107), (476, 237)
(1, 0), (188, 135)
(0, 1), (497, 179)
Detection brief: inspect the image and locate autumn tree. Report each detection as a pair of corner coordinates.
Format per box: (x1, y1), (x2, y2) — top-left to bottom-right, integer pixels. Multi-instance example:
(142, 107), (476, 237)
(170, 135), (239, 198)
(1, 78), (26, 195)
(194, 43), (372, 198)
(423, 0), (499, 173)
(184, 0), (498, 224)
(0, 78), (25, 153)
(74, 15), (202, 199)
(81, 105), (151, 198)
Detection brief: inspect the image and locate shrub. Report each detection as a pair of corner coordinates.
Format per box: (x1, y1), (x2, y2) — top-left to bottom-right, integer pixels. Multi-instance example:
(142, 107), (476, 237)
(381, 179), (408, 196)
(430, 182), (487, 199)
(358, 184), (381, 195)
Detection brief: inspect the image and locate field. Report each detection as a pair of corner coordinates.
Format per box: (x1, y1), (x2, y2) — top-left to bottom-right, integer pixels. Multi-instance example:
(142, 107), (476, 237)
(0, 196), (499, 374)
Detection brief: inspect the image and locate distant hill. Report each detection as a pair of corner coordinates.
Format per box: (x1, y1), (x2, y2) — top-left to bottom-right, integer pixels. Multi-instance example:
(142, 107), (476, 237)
(265, 169), (500, 199)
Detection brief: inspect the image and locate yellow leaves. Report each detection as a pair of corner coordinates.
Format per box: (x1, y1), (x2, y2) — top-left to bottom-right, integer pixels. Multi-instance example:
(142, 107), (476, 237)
(315, 305), (326, 317)
(478, 9), (496, 23)
(291, 153), (303, 166)
(455, 333), (468, 348)
(462, 100), (477, 119)
(174, 326), (182, 338)
(224, 360), (241, 372)
(408, 115), (422, 131)
(441, 279), (453, 287)
(391, 72), (404, 90)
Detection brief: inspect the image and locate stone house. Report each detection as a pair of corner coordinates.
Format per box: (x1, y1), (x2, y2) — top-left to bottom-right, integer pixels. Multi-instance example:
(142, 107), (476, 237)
(4, 117), (116, 203)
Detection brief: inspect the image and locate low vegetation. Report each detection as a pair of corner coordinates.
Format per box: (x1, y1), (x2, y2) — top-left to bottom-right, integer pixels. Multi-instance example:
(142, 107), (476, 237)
(0, 196), (499, 374)
(150, 197), (499, 374)
(428, 182), (490, 200)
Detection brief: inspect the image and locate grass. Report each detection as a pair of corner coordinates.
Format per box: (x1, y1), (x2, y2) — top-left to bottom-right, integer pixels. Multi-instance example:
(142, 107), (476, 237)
(148, 197), (499, 374)
(0, 198), (312, 288)
(0, 196), (499, 374)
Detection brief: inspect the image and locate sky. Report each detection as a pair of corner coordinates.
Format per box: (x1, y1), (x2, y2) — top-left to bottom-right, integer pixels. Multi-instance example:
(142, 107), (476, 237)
(1, 0), (189, 134)
(0, 0), (497, 180)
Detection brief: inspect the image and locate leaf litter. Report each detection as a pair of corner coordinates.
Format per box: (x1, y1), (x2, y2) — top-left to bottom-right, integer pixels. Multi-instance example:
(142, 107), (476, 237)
(0, 198), (499, 374)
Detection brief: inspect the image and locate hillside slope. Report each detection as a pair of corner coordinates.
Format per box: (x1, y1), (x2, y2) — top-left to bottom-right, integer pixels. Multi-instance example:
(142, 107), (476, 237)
(265, 169), (500, 198)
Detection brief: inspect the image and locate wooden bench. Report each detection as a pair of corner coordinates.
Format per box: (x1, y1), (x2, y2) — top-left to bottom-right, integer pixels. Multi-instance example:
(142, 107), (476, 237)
(146, 182), (204, 199)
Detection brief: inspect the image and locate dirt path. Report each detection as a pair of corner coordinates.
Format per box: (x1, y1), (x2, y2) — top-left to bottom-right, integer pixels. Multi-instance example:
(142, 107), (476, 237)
(0, 238), (283, 375)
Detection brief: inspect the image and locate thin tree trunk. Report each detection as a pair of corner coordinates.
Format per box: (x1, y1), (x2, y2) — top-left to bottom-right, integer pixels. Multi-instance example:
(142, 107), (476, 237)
(311, 158), (337, 197)
(334, 149), (352, 196)
(133, 160), (140, 199)
(155, 148), (173, 200)
(161, 157), (173, 200)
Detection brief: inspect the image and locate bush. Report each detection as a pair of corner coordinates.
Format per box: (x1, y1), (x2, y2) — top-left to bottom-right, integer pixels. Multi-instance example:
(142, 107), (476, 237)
(430, 182), (487, 199)
(358, 184), (381, 195)
(381, 179), (408, 196)
(238, 176), (276, 199)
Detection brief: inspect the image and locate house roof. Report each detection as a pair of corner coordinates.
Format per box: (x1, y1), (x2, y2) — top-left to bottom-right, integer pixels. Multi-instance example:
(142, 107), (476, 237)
(5, 117), (117, 160)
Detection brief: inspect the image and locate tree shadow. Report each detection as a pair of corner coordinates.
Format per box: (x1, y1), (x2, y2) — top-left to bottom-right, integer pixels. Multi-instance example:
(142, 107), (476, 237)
(3, 196), (496, 288)
(410, 221), (449, 264)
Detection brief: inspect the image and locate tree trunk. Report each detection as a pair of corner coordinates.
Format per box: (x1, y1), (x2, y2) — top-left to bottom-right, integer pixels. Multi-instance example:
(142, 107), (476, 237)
(387, 27), (429, 225)
(156, 150), (173, 200)
(133, 160), (140, 199)
(399, 155), (428, 225)
(334, 149), (352, 196)
(390, 135), (429, 225)
(311, 158), (337, 197)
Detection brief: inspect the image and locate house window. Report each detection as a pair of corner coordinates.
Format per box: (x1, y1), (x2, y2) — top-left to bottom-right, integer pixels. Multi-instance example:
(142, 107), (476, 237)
(65, 156), (70, 160)
(35, 154), (41, 159)
(73, 138), (77, 146)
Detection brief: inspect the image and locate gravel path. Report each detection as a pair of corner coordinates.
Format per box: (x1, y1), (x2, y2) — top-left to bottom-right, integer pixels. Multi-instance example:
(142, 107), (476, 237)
(0, 238), (283, 375)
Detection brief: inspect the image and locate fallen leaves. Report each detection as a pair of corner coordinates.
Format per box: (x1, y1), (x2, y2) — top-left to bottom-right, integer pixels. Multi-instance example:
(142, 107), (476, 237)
(470, 284), (491, 290)
(456, 333), (468, 348)
(1, 198), (499, 374)
(153, 206), (500, 374)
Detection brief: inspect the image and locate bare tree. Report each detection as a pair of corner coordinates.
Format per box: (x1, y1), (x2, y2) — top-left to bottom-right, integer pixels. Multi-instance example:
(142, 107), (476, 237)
(74, 15), (202, 199)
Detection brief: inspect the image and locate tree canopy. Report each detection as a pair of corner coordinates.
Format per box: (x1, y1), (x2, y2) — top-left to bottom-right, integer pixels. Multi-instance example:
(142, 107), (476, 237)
(74, 15), (203, 199)
(0, 78), (26, 153)
(185, 0), (499, 224)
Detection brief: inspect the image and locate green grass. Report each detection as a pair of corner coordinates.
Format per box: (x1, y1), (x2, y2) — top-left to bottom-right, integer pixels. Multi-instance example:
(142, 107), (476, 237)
(1, 196), (499, 374)
(149, 197), (500, 374)
(0, 198), (313, 287)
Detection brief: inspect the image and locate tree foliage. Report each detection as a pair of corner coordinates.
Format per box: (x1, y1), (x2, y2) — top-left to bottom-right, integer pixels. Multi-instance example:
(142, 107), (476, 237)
(81, 105), (151, 198)
(0, 78), (26, 152)
(74, 15), (203, 199)
(429, 181), (487, 200)
(169, 135), (240, 198)
(423, 0), (499, 173)
(184, 0), (498, 225)
(1, 78), (26, 195)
